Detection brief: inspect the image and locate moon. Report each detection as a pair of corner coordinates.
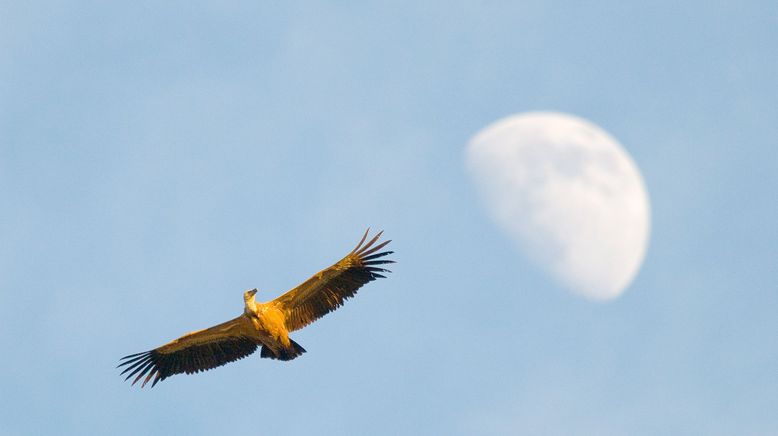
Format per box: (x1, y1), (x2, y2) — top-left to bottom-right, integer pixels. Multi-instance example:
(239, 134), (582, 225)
(466, 112), (650, 300)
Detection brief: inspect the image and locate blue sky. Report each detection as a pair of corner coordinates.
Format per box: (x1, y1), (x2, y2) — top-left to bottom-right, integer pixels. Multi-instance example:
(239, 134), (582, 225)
(1, 2), (776, 435)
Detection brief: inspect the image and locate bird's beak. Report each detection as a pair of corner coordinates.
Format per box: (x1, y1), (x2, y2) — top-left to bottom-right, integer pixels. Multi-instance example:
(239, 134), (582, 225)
(248, 289), (257, 297)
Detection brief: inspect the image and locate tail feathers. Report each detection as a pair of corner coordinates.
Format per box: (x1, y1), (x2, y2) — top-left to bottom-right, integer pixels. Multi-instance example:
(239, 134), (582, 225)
(261, 339), (307, 361)
(260, 346), (275, 359)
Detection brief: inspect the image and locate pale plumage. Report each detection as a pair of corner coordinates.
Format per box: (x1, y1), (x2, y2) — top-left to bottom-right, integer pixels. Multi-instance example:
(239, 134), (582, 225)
(118, 230), (394, 388)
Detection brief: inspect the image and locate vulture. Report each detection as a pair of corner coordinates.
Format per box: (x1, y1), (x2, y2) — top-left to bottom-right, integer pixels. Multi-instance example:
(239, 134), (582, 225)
(118, 229), (394, 388)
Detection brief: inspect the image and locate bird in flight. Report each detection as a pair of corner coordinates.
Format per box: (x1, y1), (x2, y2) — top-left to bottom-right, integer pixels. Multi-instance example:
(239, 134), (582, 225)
(118, 229), (394, 388)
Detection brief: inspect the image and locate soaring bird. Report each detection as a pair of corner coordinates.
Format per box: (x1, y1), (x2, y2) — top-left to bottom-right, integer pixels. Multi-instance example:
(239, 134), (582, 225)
(118, 229), (394, 388)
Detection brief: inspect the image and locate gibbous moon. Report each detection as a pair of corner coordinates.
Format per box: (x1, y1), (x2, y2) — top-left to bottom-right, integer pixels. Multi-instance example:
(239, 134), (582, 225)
(466, 112), (650, 300)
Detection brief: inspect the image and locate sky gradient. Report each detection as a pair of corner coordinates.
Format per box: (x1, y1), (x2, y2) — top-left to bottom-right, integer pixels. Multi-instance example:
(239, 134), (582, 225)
(1, 2), (777, 435)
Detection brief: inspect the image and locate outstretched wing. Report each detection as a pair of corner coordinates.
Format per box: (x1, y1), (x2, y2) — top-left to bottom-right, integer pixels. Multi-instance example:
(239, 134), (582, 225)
(272, 229), (395, 332)
(118, 315), (258, 388)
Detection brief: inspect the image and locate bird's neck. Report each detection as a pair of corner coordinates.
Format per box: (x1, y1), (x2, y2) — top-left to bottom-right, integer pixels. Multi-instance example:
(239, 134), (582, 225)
(244, 299), (258, 316)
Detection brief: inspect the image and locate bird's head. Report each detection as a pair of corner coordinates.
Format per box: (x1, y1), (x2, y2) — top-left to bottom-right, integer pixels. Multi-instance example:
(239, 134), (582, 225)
(244, 289), (258, 302)
(243, 289), (259, 315)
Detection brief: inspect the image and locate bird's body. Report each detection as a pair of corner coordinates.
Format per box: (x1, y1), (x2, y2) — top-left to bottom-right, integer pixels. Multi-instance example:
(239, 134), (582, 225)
(245, 294), (306, 360)
(119, 230), (393, 388)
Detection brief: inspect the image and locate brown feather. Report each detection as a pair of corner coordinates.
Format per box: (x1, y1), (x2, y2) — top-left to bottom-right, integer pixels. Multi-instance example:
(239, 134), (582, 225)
(118, 316), (259, 388)
(272, 230), (395, 332)
(349, 228), (371, 255)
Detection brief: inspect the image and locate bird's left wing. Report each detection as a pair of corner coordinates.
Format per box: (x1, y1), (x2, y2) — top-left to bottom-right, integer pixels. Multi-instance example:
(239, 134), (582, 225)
(118, 315), (258, 388)
(271, 229), (394, 332)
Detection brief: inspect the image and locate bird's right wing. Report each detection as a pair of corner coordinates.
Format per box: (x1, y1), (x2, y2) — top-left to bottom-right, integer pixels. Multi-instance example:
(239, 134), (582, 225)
(118, 315), (258, 388)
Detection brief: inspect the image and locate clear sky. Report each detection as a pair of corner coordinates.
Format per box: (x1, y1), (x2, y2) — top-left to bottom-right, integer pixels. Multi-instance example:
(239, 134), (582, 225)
(1, 2), (776, 435)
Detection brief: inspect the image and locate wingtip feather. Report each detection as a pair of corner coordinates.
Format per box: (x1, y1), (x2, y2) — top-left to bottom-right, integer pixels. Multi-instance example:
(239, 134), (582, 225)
(141, 371), (156, 388)
(357, 231), (383, 255)
(120, 351), (147, 360)
(349, 228), (371, 255)
(360, 240), (391, 257)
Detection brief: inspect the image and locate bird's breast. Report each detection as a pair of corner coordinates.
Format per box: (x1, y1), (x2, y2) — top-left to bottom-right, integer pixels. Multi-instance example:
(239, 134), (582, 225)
(254, 305), (288, 338)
